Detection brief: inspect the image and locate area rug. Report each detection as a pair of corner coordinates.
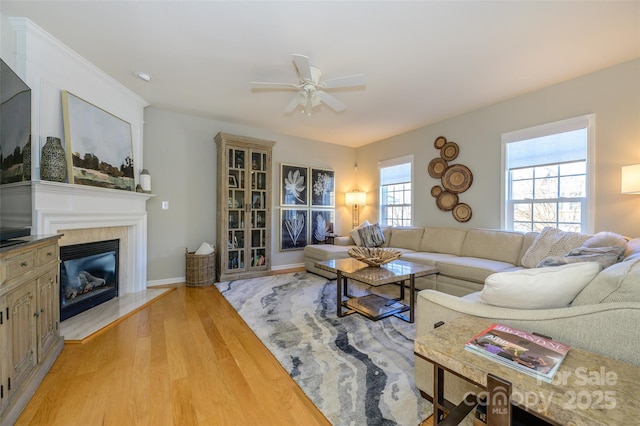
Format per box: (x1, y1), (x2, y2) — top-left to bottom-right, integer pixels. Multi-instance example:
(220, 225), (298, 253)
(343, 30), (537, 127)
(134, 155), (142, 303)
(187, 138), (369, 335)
(215, 272), (432, 425)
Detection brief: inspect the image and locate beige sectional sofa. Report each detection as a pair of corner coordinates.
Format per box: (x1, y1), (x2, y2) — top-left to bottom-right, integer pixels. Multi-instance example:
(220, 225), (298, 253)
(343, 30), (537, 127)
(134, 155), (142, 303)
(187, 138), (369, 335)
(304, 226), (640, 406)
(304, 226), (536, 296)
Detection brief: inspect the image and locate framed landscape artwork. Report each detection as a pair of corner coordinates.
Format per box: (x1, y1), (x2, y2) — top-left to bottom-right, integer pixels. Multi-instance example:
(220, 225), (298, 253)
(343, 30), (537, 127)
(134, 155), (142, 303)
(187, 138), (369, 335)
(281, 163), (308, 206)
(61, 91), (135, 191)
(280, 208), (308, 251)
(310, 209), (335, 244)
(310, 168), (335, 207)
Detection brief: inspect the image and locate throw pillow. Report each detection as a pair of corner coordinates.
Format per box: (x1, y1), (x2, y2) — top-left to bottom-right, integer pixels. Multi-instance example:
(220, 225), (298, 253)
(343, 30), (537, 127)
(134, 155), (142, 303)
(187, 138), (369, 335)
(581, 231), (627, 248)
(480, 262), (601, 309)
(349, 221), (370, 246)
(624, 237), (640, 259)
(357, 223), (386, 248)
(520, 227), (590, 268)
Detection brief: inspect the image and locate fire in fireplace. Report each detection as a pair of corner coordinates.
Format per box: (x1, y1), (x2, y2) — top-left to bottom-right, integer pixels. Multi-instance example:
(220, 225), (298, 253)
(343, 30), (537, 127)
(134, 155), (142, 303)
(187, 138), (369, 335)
(60, 239), (119, 321)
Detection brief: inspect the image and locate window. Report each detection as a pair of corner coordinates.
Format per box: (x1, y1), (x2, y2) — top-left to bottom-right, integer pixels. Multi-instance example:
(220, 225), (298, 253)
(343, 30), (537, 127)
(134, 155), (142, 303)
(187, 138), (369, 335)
(379, 155), (413, 226)
(502, 115), (594, 233)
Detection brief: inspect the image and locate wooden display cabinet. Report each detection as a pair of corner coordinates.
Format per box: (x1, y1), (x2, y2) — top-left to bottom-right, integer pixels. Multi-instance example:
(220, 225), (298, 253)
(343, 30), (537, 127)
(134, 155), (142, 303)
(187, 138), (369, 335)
(215, 132), (275, 282)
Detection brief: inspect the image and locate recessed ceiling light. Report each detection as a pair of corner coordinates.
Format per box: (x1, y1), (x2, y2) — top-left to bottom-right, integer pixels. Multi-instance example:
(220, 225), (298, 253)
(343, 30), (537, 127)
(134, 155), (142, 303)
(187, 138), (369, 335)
(135, 72), (152, 82)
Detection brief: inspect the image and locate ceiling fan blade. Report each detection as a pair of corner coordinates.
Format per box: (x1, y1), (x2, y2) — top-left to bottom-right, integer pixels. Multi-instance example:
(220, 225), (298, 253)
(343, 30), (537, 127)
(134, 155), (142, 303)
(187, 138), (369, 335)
(292, 54), (312, 82)
(283, 91), (307, 113)
(321, 74), (367, 89)
(251, 81), (299, 90)
(317, 91), (346, 112)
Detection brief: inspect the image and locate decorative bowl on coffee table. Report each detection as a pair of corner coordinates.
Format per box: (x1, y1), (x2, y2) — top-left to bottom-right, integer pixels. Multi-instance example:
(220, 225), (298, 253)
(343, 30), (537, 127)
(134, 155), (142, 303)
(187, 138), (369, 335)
(347, 247), (402, 267)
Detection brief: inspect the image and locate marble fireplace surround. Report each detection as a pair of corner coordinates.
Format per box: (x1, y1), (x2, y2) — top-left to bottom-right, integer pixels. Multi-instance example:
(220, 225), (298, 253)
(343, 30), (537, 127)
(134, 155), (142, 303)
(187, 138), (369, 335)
(33, 181), (153, 295)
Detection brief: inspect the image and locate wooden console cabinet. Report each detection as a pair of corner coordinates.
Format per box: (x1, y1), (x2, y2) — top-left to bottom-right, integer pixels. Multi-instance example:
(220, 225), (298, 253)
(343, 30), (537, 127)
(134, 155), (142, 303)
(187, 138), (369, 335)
(0, 235), (64, 425)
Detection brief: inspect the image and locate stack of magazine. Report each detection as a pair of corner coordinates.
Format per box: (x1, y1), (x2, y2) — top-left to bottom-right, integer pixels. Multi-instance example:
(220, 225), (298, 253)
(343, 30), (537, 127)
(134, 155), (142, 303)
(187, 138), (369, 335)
(465, 324), (570, 383)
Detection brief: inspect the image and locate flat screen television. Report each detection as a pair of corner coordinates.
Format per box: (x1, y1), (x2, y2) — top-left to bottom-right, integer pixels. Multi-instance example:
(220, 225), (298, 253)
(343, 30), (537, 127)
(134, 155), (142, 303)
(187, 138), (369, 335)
(0, 58), (33, 243)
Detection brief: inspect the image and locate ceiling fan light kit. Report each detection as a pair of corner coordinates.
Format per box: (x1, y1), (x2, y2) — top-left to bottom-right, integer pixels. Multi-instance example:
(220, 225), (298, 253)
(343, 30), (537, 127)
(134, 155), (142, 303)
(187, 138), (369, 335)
(251, 54), (366, 115)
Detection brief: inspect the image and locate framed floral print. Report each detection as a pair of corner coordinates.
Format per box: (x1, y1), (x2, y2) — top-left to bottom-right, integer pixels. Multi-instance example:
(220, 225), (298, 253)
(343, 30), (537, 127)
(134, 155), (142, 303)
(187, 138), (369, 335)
(310, 209), (335, 244)
(281, 163), (308, 206)
(310, 168), (335, 207)
(280, 208), (308, 251)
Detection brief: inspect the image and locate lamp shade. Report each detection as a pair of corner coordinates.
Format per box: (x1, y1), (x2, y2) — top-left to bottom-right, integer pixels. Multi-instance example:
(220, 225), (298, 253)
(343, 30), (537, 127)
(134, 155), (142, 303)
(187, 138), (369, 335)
(622, 164), (640, 194)
(345, 191), (366, 206)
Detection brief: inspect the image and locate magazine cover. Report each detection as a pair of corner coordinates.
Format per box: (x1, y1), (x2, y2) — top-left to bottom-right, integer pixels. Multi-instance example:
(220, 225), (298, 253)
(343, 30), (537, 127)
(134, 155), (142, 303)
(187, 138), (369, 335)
(465, 324), (570, 383)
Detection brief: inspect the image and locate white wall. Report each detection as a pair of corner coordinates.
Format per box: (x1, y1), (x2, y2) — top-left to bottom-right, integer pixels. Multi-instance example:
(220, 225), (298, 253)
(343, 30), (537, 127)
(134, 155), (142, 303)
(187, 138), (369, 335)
(356, 59), (640, 238)
(0, 17), (148, 183)
(143, 108), (356, 283)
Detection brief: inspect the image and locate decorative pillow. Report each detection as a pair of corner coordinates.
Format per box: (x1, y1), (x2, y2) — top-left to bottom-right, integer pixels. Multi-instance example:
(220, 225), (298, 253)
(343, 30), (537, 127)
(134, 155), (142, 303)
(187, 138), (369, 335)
(538, 246), (625, 269)
(520, 227), (590, 268)
(582, 231), (627, 248)
(480, 262), (601, 309)
(624, 237), (640, 259)
(357, 223), (386, 248)
(349, 221), (370, 246)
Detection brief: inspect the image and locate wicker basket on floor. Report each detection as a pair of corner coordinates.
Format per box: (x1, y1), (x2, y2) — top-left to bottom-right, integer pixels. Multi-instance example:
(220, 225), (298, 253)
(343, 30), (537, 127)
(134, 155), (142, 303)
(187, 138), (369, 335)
(185, 247), (216, 286)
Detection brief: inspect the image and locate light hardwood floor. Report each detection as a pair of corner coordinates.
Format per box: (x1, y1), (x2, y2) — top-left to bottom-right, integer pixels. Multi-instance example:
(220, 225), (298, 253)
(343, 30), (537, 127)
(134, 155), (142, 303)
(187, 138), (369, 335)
(17, 273), (433, 425)
(17, 282), (329, 425)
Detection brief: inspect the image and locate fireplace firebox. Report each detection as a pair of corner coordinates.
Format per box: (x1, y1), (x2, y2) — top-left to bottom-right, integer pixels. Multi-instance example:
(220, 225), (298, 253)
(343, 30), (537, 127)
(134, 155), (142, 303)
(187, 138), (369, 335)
(60, 239), (119, 321)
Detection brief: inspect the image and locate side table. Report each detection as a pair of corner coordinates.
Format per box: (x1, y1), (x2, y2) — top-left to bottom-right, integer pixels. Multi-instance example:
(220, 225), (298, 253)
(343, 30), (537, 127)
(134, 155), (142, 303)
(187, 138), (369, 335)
(414, 315), (640, 425)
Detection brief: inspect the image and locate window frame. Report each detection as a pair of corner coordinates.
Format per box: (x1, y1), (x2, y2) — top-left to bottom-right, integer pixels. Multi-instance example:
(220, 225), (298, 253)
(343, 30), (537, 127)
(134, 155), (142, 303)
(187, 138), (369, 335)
(500, 114), (595, 233)
(378, 155), (413, 227)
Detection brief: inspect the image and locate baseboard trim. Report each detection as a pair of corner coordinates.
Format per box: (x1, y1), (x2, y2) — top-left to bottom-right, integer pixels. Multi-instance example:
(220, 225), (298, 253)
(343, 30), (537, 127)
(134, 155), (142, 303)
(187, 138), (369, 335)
(271, 262), (305, 271)
(146, 264), (306, 286)
(147, 277), (185, 286)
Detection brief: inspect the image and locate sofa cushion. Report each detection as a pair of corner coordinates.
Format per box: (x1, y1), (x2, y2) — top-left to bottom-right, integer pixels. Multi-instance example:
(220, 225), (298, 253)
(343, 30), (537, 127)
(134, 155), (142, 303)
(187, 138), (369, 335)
(481, 262), (601, 309)
(401, 251), (459, 267)
(437, 257), (520, 284)
(461, 229), (525, 265)
(572, 255), (640, 305)
(358, 223), (385, 247)
(388, 227), (425, 251)
(349, 221), (370, 246)
(419, 227), (468, 255)
(520, 227), (590, 268)
(303, 244), (351, 261)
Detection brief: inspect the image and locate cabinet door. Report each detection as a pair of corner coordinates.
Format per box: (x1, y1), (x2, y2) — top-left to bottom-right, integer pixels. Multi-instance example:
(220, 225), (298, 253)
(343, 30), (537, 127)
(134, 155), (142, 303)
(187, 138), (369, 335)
(226, 146), (248, 273)
(5, 282), (37, 399)
(37, 268), (59, 361)
(248, 149), (269, 270)
(0, 295), (7, 410)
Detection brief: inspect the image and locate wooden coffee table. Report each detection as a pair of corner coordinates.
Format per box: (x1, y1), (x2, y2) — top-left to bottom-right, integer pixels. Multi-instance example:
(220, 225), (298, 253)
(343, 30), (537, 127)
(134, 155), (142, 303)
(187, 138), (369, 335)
(315, 258), (439, 323)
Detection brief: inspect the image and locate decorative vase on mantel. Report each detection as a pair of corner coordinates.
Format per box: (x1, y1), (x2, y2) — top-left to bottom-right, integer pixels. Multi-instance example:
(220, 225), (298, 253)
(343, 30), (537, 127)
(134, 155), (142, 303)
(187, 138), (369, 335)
(40, 136), (67, 182)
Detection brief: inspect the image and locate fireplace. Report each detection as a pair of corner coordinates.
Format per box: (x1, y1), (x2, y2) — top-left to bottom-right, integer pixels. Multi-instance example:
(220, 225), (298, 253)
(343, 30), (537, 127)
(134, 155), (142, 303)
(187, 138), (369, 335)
(60, 239), (119, 321)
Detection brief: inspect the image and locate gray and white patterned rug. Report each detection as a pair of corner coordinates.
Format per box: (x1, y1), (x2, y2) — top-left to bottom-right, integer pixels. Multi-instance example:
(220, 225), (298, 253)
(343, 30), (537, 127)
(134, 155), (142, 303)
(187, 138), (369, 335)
(215, 272), (432, 426)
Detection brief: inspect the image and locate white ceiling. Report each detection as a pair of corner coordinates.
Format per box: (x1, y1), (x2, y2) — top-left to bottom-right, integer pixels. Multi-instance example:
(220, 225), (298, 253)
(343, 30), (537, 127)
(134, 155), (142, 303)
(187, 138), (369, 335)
(2, 1), (640, 148)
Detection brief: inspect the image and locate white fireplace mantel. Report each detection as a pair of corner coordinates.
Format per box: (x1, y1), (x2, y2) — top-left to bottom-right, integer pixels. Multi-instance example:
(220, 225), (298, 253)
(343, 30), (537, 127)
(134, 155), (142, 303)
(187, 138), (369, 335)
(33, 181), (154, 294)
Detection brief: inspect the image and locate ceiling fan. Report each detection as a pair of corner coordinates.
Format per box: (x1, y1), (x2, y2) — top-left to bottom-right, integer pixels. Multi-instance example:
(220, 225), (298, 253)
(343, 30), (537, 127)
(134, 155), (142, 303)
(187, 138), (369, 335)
(250, 54), (366, 115)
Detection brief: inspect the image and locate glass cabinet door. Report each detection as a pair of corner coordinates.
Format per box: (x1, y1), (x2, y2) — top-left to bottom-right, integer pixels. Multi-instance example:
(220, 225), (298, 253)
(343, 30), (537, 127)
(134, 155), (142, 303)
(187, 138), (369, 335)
(249, 151), (268, 269)
(227, 147), (246, 272)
